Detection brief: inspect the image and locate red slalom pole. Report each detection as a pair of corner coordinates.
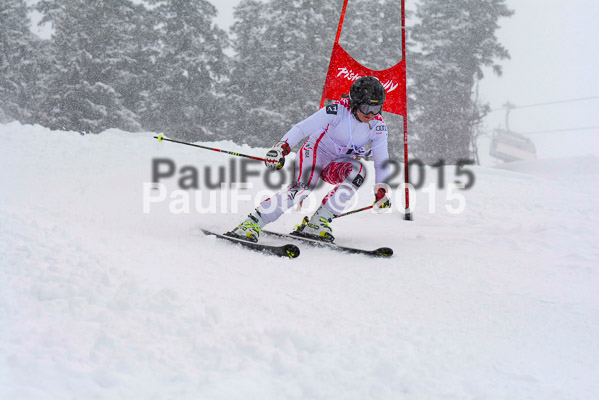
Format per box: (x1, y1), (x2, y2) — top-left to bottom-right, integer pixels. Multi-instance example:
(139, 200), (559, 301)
(401, 0), (412, 221)
(319, 0), (349, 109)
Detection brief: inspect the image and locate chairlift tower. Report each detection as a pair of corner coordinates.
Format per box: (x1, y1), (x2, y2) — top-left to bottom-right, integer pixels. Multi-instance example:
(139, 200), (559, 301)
(502, 101), (516, 132)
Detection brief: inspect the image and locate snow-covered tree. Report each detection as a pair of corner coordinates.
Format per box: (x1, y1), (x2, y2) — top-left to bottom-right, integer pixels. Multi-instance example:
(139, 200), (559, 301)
(409, 0), (512, 164)
(109, 2), (158, 123)
(226, 0), (339, 146)
(0, 0), (43, 123)
(143, 0), (229, 141)
(36, 0), (141, 133)
(340, 0), (403, 70)
(226, 0), (277, 145)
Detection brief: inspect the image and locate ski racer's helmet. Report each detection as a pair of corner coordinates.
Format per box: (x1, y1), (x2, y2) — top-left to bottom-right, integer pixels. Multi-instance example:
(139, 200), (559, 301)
(349, 76), (386, 115)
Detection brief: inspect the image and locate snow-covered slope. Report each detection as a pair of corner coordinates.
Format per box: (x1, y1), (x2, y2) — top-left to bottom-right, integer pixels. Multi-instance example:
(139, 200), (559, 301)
(1, 122), (598, 399)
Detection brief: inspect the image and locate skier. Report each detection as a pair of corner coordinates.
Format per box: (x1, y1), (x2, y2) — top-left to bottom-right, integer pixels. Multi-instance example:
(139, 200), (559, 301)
(228, 76), (392, 243)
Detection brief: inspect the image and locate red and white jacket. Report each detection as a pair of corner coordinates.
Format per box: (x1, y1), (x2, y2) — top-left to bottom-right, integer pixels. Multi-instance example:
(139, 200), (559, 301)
(280, 98), (391, 184)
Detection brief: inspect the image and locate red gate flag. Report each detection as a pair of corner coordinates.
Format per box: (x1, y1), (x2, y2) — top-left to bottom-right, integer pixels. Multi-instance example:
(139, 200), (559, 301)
(320, 0), (412, 221)
(320, 42), (407, 117)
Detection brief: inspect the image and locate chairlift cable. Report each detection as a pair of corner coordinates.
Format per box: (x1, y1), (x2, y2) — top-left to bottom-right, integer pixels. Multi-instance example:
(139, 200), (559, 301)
(490, 95), (599, 112)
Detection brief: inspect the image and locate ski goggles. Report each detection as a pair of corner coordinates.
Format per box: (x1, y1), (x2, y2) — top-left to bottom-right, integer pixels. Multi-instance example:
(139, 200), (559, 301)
(358, 103), (383, 115)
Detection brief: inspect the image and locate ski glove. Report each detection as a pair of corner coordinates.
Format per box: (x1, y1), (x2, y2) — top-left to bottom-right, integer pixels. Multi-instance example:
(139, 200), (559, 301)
(374, 187), (391, 209)
(265, 141), (291, 170)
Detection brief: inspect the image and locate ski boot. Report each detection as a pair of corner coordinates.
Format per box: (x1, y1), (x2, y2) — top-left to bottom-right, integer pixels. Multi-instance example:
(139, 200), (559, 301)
(293, 206), (335, 242)
(227, 210), (266, 243)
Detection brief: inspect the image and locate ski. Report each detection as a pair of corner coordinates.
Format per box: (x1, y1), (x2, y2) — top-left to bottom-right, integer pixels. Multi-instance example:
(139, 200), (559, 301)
(200, 229), (300, 259)
(262, 230), (393, 258)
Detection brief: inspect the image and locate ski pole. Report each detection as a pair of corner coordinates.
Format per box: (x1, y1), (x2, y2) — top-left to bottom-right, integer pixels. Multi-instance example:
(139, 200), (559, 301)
(334, 205), (374, 219)
(154, 134), (267, 162)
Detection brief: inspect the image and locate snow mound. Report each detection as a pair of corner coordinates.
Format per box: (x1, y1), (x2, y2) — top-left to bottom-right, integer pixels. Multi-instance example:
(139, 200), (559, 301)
(1, 122), (598, 399)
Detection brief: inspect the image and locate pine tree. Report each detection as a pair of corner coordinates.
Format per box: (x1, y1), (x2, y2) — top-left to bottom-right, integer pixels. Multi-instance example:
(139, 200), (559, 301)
(409, 0), (512, 164)
(266, 0), (339, 124)
(226, 0), (276, 144)
(36, 0), (141, 133)
(110, 2), (158, 123)
(226, 0), (339, 146)
(0, 0), (41, 122)
(143, 0), (229, 142)
(341, 0), (389, 69)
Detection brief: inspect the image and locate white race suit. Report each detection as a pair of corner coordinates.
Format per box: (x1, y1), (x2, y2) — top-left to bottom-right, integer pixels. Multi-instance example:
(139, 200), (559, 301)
(257, 98), (391, 224)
